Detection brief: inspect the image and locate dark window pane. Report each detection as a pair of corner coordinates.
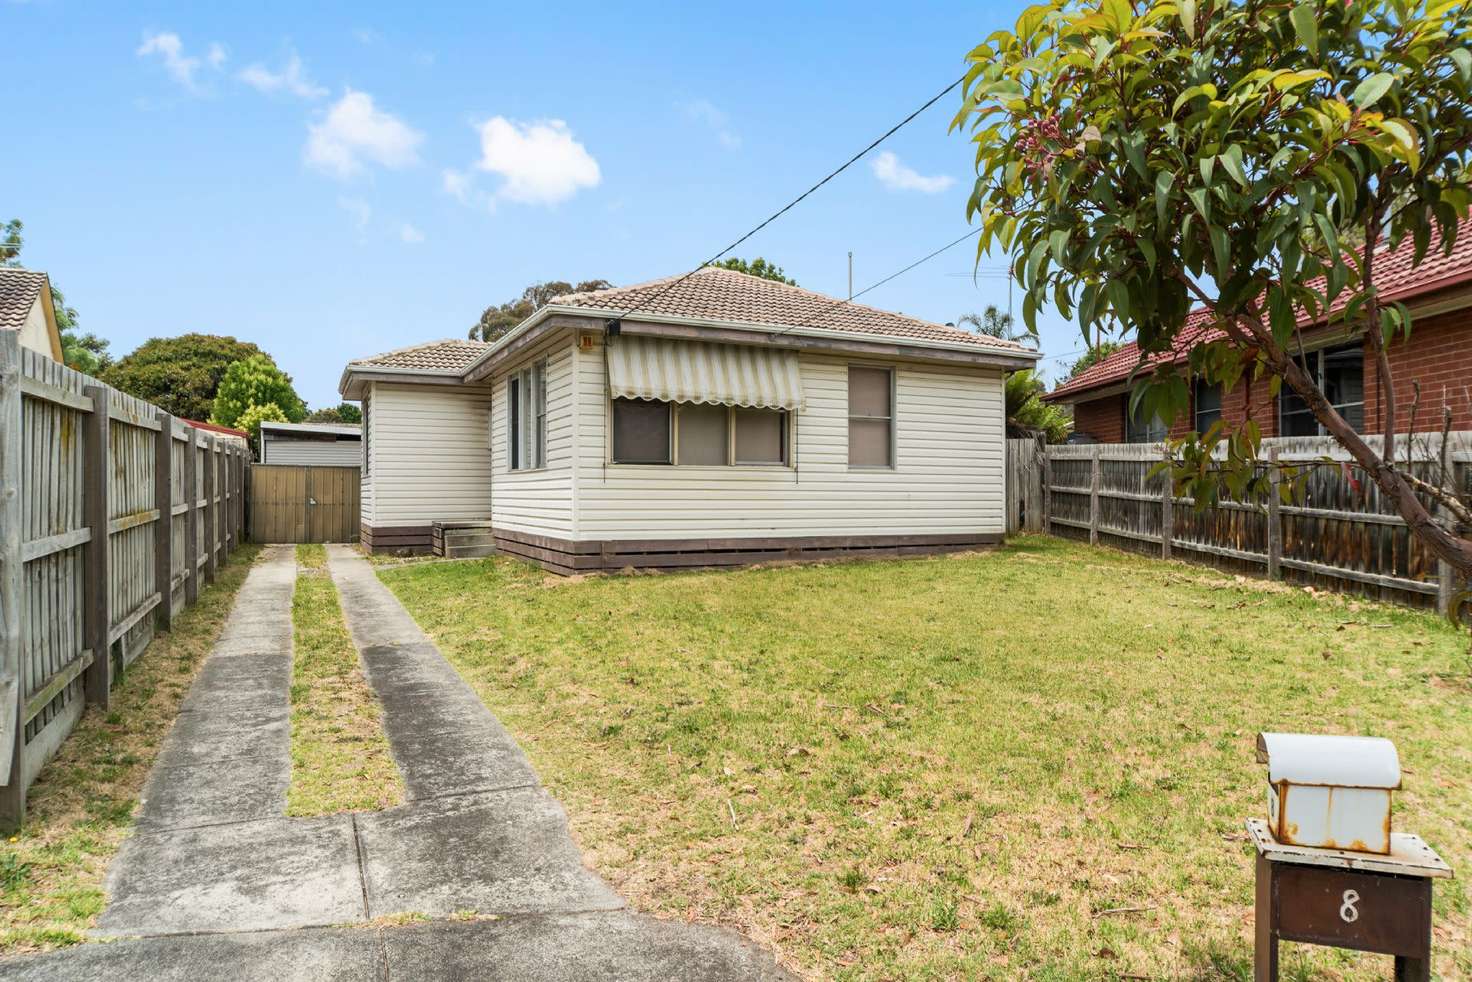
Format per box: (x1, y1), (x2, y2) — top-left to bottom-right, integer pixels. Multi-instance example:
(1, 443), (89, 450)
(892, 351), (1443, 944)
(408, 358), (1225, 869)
(734, 408), (784, 464)
(613, 398), (671, 463)
(848, 367), (891, 417)
(508, 377), (520, 468)
(849, 419), (891, 466)
(1323, 347), (1364, 410)
(1126, 399), (1167, 443)
(677, 402), (727, 465)
(1194, 381), (1222, 433)
(1280, 410), (1319, 437)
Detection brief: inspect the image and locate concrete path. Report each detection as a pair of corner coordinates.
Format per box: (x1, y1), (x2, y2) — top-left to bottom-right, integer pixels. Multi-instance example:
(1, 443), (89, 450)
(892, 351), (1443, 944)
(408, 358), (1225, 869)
(7, 544), (791, 980)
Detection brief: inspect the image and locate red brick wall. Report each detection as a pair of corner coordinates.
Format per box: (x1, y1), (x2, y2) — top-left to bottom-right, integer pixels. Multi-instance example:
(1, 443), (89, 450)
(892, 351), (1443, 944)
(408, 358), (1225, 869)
(1366, 306), (1472, 434)
(1072, 395), (1124, 442)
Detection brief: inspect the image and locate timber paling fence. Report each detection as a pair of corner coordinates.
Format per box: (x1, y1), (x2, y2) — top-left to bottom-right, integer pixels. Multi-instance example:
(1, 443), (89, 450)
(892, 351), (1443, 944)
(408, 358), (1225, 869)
(0, 332), (249, 828)
(1008, 434), (1471, 612)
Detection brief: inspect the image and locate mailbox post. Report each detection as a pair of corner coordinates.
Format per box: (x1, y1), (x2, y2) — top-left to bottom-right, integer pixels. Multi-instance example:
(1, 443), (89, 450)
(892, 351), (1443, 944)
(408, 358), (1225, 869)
(1250, 734), (1453, 981)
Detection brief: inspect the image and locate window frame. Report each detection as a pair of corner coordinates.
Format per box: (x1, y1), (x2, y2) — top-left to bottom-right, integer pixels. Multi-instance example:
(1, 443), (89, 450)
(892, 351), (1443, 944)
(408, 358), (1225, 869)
(1125, 395), (1169, 444)
(846, 364), (896, 470)
(1278, 343), (1365, 437)
(507, 358), (549, 472)
(1193, 379), (1223, 435)
(608, 397), (791, 467)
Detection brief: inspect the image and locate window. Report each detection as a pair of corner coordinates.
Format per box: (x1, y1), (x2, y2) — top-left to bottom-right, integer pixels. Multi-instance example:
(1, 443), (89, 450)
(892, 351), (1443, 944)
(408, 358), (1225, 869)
(612, 399), (789, 466)
(1126, 398), (1168, 443)
(848, 366), (893, 467)
(361, 395), (371, 476)
(507, 360), (547, 470)
(612, 398), (671, 463)
(1194, 380), (1223, 434)
(1279, 344), (1364, 436)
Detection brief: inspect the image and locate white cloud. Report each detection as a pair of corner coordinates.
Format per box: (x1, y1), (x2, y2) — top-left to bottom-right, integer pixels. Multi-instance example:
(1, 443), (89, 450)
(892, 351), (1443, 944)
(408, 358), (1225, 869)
(870, 151), (955, 194)
(207, 43), (228, 70)
(679, 99), (740, 149)
(338, 196), (372, 230)
(400, 223), (425, 244)
(306, 89), (423, 180)
(441, 168), (473, 203)
(239, 53), (328, 100)
(137, 32), (215, 92)
(467, 117), (600, 206)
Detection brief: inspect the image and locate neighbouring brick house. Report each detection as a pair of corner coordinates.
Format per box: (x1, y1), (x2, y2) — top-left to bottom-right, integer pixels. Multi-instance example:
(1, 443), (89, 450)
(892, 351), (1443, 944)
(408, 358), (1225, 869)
(1044, 216), (1472, 441)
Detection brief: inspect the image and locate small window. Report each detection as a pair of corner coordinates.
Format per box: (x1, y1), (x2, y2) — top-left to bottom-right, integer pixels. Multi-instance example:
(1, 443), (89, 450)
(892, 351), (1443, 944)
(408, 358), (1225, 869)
(507, 360), (548, 470)
(676, 402), (728, 465)
(612, 398), (671, 463)
(1194, 380), (1223, 434)
(1126, 397), (1168, 443)
(1279, 344), (1364, 436)
(848, 367), (893, 467)
(734, 408), (785, 464)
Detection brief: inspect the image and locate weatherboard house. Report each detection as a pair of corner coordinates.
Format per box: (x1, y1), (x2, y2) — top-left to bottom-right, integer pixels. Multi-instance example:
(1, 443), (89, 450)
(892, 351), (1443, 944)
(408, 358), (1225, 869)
(339, 269), (1038, 572)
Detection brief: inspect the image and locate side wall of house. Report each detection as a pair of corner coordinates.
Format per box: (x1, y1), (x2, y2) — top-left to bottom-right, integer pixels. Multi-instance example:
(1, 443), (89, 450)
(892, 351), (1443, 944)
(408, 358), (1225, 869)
(359, 381), (492, 551)
(487, 335), (577, 540)
(19, 299), (57, 360)
(1071, 396), (1125, 443)
(526, 341), (1006, 564)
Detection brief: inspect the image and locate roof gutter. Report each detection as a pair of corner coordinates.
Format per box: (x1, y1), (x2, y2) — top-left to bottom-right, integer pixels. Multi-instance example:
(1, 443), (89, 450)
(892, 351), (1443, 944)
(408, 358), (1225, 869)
(337, 363), (464, 399)
(461, 303), (1041, 382)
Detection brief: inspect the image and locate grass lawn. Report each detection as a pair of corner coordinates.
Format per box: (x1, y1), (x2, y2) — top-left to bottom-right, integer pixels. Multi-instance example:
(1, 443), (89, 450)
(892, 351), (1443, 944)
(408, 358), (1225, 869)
(380, 535), (1472, 981)
(0, 545), (261, 953)
(286, 544), (402, 816)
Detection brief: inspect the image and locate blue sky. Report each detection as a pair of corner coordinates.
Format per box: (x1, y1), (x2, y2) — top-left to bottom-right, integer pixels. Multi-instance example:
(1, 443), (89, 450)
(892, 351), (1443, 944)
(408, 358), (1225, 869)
(4, 1), (1088, 409)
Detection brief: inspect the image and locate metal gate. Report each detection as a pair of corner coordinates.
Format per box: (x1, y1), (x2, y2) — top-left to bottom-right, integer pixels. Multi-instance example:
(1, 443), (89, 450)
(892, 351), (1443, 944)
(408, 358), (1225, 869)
(248, 464), (360, 543)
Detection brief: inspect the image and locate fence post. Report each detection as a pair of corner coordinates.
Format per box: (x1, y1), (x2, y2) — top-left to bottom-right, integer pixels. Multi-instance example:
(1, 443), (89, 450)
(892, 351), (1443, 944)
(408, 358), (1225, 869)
(82, 385), (112, 708)
(0, 333), (24, 827)
(203, 438), (217, 585)
(1435, 459), (1461, 616)
(1089, 447), (1101, 546)
(1041, 444), (1052, 535)
(1266, 446), (1283, 580)
(153, 412), (174, 631)
(184, 431), (199, 606)
(1160, 450), (1173, 561)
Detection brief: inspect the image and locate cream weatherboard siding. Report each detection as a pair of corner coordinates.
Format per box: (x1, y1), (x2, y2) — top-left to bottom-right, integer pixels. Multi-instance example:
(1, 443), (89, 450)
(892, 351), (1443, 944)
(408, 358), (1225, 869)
(260, 435), (361, 466)
(361, 382), (492, 527)
(488, 335), (577, 538)
(571, 342), (1007, 540)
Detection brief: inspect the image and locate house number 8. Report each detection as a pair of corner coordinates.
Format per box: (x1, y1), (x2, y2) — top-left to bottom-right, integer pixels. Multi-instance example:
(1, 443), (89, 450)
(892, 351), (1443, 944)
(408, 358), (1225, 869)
(1339, 889), (1361, 923)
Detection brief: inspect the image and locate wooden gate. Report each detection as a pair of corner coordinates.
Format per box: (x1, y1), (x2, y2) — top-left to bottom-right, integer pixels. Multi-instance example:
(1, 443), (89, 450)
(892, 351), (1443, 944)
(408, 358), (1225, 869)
(248, 465), (360, 543)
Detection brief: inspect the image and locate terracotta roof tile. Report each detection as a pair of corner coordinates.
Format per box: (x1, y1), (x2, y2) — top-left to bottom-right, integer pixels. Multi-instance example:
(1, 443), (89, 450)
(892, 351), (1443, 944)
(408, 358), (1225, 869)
(552, 267), (1029, 351)
(0, 268), (48, 331)
(1046, 216), (1472, 401)
(349, 338), (492, 372)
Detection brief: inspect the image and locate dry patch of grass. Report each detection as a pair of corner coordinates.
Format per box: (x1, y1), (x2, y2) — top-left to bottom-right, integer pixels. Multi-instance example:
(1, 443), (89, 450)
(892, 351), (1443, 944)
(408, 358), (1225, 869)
(0, 545), (262, 953)
(381, 535), (1472, 981)
(286, 544), (402, 816)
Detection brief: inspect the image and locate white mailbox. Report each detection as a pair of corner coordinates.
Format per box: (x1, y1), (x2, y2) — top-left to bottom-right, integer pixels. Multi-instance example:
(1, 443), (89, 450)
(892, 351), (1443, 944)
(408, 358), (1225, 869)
(1256, 732), (1401, 855)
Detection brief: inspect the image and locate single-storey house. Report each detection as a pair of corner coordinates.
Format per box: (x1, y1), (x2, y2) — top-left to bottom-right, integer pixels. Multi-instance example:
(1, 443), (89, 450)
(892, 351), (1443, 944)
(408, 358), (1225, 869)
(0, 268), (64, 362)
(259, 420), (362, 466)
(1046, 216), (1472, 441)
(339, 268), (1039, 572)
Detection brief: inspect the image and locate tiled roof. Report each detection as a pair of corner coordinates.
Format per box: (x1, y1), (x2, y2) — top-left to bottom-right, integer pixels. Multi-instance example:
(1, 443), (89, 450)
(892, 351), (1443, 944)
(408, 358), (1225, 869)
(0, 268), (48, 331)
(1046, 215), (1472, 402)
(349, 338), (492, 372)
(552, 267), (1030, 351)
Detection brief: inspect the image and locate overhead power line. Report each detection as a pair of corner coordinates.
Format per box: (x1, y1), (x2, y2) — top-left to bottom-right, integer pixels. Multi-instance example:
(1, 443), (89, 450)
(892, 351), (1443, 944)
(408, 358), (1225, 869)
(608, 73), (969, 324)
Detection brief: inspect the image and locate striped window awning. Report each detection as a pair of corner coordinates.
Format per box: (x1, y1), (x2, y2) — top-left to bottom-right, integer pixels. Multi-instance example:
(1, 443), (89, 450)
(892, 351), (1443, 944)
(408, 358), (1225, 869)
(606, 336), (805, 411)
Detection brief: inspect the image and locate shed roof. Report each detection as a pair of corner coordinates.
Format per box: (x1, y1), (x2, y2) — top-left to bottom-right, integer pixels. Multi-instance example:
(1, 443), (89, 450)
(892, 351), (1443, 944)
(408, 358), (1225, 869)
(1046, 215), (1472, 403)
(260, 420), (361, 438)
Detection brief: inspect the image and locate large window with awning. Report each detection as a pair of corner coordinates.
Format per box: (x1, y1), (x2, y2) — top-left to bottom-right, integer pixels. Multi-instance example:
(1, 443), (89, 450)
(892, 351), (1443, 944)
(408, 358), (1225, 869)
(607, 336), (801, 467)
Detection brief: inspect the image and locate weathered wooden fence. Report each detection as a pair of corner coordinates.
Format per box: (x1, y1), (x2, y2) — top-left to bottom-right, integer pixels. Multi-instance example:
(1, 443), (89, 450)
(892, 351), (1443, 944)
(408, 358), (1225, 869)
(1019, 435), (1471, 611)
(1005, 437), (1046, 534)
(0, 332), (249, 828)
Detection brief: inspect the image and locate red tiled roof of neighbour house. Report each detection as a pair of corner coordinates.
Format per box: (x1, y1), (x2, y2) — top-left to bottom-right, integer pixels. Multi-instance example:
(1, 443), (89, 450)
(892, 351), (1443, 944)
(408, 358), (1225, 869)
(552, 266), (1031, 351)
(1044, 214), (1472, 402)
(348, 338), (492, 373)
(0, 268), (49, 330)
(181, 418), (250, 439)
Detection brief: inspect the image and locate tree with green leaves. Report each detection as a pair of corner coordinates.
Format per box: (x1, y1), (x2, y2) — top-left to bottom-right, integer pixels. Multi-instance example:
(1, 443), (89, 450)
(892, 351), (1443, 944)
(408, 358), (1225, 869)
(234, 402), (290, 454)
(1007, 369), (1072, 442)
(713, 257), (798, 285)
(305, 402), (362, 424)
(210, 354), (307, 429)
(956, 0), (1472, 578)
(470, 279), (614, 343)
(102, 334), (270, 421)
(1065, 339), (1125, 380)
(1, 218), (111, 373)
(956, 304), (1033, 345)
